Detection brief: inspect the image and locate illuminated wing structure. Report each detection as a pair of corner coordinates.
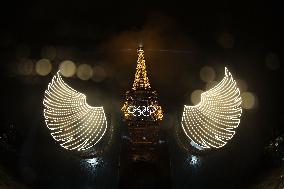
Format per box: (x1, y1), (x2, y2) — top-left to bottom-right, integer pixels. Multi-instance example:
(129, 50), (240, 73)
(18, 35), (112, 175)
(181, 67), (242, 150)
(43, 71), (107, 151)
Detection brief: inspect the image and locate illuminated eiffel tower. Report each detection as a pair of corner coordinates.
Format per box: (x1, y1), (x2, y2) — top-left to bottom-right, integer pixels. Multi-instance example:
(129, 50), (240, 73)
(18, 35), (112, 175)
(121, 45), (163, 161)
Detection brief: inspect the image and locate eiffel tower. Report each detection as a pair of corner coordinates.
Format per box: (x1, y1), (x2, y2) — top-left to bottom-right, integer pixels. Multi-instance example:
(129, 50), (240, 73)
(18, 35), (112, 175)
(121, 45), (163, 161)
(119, 45), (171, 188)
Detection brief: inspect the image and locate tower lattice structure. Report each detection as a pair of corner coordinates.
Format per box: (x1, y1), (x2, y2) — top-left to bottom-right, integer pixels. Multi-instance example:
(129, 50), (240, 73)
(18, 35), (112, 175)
(121, 46), (163, 153)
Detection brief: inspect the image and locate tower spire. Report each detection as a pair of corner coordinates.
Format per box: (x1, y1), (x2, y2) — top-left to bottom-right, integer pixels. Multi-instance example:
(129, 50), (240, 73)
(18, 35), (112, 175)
(132, 46), (151, 90)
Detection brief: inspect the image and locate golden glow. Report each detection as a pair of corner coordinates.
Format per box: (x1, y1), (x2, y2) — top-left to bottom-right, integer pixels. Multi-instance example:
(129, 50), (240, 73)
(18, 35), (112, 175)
(77, 64), (93, 80)
(241, 92), (255, 109)
(181, 67), (242, 149)
(43, 71), (107, 151)
(59, 60), (76, 77)
(200, 66), (216, 83)
(132, 48), (151, 90)
(17, 58), (33, 75)
(121, 47), (163, 121)
(190, 90), (204, 105)
(35, 58), (52, 76)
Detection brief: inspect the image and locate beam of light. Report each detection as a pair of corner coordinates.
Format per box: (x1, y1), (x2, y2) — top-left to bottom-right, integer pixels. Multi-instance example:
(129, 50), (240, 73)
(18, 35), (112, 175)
(43, 71), (107, 151)
(181, 67), (242, 149)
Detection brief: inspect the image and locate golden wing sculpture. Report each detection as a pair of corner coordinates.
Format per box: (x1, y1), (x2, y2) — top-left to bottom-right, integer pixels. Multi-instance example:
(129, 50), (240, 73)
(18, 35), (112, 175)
(43, 71), (107, 151)
(181, 67), (242, 149)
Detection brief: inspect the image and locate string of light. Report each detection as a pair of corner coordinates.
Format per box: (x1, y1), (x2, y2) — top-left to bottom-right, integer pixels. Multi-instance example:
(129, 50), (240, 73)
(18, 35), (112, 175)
(127, 105), (157, 117)
(181, 67), (242, 149)
(43, 71), (107, 151)
(122, 47), (163, 121)
(132, 48), (151, 90)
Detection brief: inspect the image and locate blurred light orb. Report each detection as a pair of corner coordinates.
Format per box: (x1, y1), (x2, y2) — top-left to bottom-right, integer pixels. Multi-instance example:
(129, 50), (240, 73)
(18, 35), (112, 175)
(236, 79), (248, 92)
(77, 64), (93, 80)
(200, 66), (216, 82)
(92, 65), (107, 82)
(265, 53), (280, 71)
(205, 81), (218, 90)
(217, 32), (235, 49)
(59, 60), (76, 77)
(17, 59), (33, 75)
(191, 89), (204, 105)
(241, 92), (256, 109)
(41, 46), (57, 60)
(35, 59), (52, 76)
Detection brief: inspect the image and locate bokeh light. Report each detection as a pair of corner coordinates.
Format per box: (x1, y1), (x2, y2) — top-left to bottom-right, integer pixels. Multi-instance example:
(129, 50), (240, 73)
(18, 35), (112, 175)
(265, 53), (280, 71)
(41, 46), (57, 60)
(77, 64), (93, 80)
(205, 81), (218, 90)
(236, 79), (248, 92)
(35, 59), (52, 76)
(241, 92), (256, 109)
(92, 65), (107, 82)
(200, 66), (216, 83)
(59, 60), (76, 77)
(17, 59), (33, 75)
(191, 89), (204, 105)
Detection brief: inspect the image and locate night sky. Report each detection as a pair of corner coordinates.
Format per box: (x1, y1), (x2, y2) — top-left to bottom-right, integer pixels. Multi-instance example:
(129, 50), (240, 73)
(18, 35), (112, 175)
(0, 1), (283, 188)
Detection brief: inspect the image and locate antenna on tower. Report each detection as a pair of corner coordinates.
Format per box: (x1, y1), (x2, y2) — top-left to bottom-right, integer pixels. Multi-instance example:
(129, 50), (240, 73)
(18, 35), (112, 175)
(138, 41), (144, 50)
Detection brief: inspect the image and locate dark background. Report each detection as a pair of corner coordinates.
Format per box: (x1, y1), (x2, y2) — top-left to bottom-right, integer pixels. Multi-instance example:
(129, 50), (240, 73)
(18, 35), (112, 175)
(0, 1), (283, 188)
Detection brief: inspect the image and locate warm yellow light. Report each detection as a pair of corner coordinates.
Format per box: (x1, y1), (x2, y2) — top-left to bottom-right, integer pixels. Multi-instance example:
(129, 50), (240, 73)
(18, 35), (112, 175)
(132, 48), (151, 90)
(77, 64), (93, 80)
(241, 92), (255, 109)
(17, 59), (33, 75)
(182, 67), (242, 149)
(36, 58), (52, 76)
(121, 47), (163, 121)
(59, 60), (76, 77)
(200, 66), (216, 83)
(190, 90), (204, 105)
